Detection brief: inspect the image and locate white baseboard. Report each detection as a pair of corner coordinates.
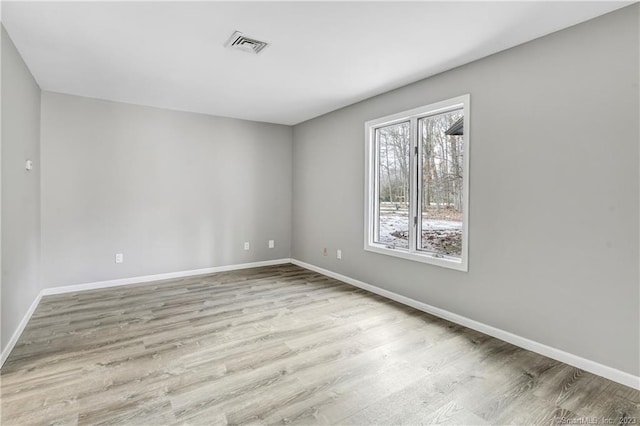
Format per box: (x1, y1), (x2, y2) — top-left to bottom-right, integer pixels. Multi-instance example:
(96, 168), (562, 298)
(0, 291), (43, 367)
(41, 258), (291, 296)
(290, 259), (640, 390)
(0, 258), (291, 368)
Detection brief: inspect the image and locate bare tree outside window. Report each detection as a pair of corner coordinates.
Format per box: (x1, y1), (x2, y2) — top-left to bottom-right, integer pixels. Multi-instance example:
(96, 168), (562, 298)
(419, 109), (464, 257)
(374, 122), (410, 249)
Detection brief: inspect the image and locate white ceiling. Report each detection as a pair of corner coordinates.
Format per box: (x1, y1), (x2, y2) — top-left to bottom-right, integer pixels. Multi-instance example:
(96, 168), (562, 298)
(2, 1), (632, 125)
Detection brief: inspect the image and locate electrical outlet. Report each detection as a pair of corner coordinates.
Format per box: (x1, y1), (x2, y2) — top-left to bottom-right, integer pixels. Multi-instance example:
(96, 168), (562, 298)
(244, 242), (250, 250)
(337, 249), (342, 260)
(115, 253), (124, 264)
(323, 247), (328, 256)
(268, 240), (275, 248)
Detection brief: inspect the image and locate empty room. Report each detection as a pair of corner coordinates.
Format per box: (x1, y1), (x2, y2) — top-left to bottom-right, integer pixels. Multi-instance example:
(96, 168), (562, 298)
(1, 1), (639, 424)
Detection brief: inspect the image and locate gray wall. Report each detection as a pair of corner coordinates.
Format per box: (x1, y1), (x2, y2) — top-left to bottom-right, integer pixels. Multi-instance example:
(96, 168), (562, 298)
(1, 26), (42, 352)
(292, 5), (640, 376)
(40, 92), (292, 287)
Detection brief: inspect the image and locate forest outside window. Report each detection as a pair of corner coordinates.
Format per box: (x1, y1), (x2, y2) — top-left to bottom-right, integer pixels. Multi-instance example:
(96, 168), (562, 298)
(364, 95), (469, 271)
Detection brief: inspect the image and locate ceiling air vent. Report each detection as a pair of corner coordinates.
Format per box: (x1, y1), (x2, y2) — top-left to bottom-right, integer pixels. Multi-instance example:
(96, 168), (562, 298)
(224, 31), (269, 55)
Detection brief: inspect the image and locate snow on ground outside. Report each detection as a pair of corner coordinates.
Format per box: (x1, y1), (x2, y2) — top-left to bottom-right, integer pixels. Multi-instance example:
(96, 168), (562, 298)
(377, 214), (462, 254)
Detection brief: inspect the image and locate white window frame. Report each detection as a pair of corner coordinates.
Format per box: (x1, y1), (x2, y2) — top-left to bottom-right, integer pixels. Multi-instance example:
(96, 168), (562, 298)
(364, 94), (470, 272)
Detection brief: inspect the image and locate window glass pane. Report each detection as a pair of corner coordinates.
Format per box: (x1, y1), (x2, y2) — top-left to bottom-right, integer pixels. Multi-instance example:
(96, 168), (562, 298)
(375, 122), (411, 249)
(419, 109), (464, 257)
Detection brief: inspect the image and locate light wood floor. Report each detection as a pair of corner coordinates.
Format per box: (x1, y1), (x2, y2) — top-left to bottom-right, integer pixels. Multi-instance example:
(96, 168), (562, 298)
(1, 264), (638, 425)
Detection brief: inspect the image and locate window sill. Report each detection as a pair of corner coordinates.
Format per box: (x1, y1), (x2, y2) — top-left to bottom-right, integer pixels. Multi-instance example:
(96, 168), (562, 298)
(364, 243), (468, 272)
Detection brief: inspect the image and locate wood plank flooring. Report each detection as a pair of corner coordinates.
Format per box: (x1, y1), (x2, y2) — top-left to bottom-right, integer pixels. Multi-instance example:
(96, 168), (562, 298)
(1, 264), (638, 425)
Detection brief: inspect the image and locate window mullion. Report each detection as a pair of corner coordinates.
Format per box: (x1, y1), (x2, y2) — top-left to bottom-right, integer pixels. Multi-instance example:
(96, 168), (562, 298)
(409, 116), (418, 253)
(416, 118), (423, 253)
(373, 128), (380, 245)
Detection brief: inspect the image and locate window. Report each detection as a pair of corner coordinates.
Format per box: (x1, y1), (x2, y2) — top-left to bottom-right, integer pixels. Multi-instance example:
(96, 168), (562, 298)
(364, 95), (469, 271)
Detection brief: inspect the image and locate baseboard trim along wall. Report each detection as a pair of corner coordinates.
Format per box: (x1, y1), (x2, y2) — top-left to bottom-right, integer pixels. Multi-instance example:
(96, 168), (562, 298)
(0, 291), (43, 368)
(41, 258), (291, 296)
(0, 258), (291, 368)
(290, 259), (640, 390)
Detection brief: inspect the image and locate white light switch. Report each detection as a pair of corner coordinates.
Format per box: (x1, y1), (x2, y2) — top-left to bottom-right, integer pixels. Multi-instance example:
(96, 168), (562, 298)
(25, 160), (33, 171)
(337, 249), (342, 260)
(115, 253), (124, 264)
(268, 240), (275, 248)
